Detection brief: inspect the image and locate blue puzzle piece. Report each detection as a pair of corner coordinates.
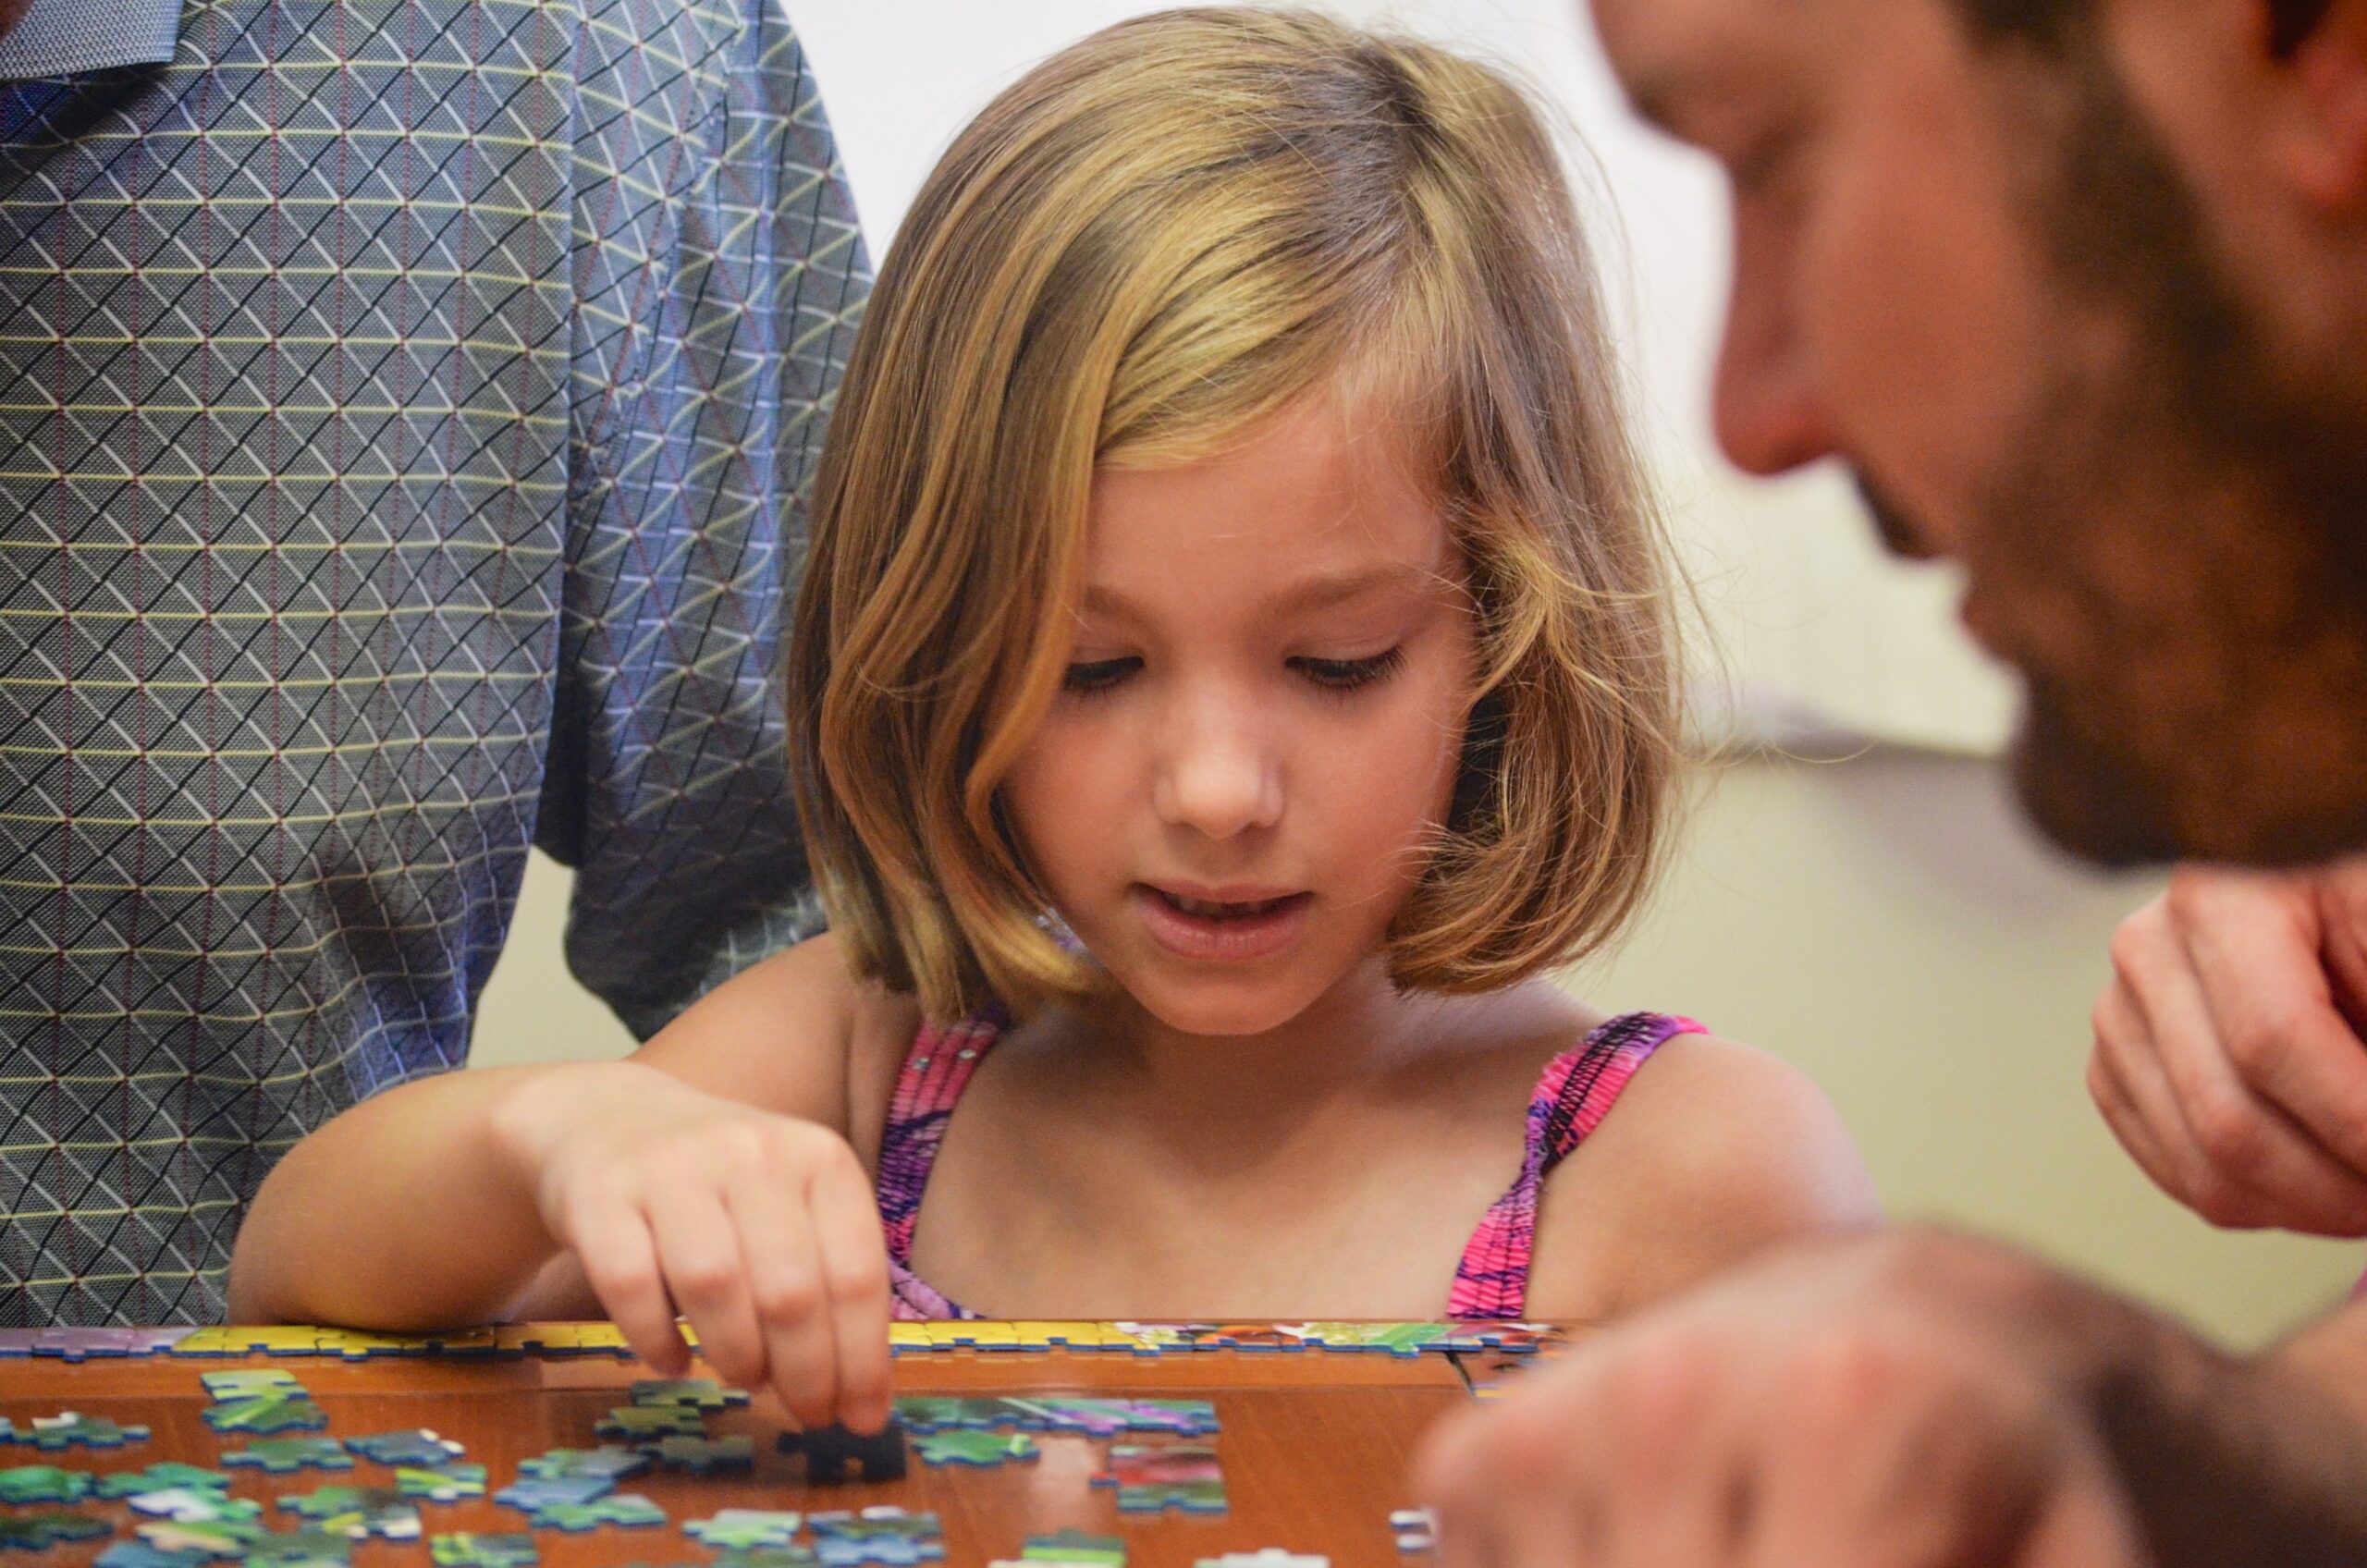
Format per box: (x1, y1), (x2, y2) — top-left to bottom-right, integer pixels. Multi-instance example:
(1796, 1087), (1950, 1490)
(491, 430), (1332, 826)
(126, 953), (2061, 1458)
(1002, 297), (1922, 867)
(531, 1496), (666, 1533)
(97, 1542), (215, 1568)
(220, 1441), (350, 1476)
(514, 1448), (645, 1483)
(100, 1464), (237, 1497)
(493, 1475), (613, 1516)
(343, 1431), (462, 1467)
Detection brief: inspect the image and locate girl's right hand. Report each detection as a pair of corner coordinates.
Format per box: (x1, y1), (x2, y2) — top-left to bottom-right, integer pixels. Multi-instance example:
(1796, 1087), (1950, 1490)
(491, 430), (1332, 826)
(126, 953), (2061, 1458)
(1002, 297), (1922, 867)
(491, 1060), (894, 1432)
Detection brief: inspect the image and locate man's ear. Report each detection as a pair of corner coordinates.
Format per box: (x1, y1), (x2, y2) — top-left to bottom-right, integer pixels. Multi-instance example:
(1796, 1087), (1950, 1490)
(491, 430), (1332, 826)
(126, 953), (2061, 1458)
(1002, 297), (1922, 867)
(2263, 0), (2367, 208)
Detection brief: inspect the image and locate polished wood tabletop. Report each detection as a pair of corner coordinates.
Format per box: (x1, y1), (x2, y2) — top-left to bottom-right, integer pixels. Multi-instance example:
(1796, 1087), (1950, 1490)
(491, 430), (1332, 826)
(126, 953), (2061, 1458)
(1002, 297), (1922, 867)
(0, 1323), (1556, 1568)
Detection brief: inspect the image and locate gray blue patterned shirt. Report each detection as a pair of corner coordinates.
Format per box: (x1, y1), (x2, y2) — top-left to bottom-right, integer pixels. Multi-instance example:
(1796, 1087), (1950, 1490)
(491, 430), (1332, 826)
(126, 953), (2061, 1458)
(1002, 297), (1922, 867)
(0, 0), (868, 1324)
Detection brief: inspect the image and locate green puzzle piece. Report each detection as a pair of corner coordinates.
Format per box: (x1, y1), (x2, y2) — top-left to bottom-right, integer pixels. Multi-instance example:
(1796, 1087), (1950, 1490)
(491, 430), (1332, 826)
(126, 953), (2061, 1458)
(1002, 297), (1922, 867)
(593, 1407), (701, 1439)
(101, 1464), (236, 1498)
(135, 1517), (267, 1558)
(6, 1412), (149, 1450)
(202, 1393), (325, 1437)
(1019, 1531), (1127, 1564)
(238, 1530), (351, 1568)
(532, 1495), (667, 1533)
(429, 1535), (537, 1568)
(395, 1464), (486, 1502)
(0, 1511), (109, 1550)
(0, 1464), (92, 1504)
(276, 1486), (419, 1540)
(628, 1379), (749, 1412)
(219, 1440), (350, 1476)
(913, 1430), (1036, 1467)
(199, 1372), (303, 1402)
(635, 1434), (751, 1473)
(514, 1448), (645, 1483)
(706, 1551), (820, 1568)
(683, 1511), (803, 1550)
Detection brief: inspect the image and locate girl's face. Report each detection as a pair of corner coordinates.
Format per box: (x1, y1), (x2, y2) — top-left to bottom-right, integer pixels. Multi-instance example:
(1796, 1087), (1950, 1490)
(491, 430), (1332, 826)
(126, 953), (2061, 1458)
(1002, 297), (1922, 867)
(1002, 394), (1479, 1037)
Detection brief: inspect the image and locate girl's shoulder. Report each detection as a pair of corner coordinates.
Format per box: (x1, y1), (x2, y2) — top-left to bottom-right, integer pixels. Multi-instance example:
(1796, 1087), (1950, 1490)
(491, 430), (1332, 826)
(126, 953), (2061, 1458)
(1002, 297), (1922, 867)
(1524, 1021), (1878, 1320)
(628, 930), (926, 1151)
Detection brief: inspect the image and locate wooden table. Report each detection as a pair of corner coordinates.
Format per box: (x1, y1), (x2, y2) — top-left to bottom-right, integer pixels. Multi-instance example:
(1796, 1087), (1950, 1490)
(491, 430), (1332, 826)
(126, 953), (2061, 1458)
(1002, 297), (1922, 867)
(0, 1324), (1555, 1568)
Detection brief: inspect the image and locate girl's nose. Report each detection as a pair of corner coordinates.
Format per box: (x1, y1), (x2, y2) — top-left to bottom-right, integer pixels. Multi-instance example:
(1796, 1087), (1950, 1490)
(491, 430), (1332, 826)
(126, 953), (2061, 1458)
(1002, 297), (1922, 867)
(1151, 699), (1283, 839)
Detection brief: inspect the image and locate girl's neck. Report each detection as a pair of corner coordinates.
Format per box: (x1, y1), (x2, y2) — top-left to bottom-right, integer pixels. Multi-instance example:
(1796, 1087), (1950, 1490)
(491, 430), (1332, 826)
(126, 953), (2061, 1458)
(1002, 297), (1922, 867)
(1067, 955), (1442, 1122)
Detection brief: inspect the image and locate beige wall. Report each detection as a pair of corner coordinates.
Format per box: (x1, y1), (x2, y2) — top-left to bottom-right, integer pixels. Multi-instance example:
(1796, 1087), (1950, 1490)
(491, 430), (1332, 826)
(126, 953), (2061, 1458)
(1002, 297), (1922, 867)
(471, 750), (2363, 1348)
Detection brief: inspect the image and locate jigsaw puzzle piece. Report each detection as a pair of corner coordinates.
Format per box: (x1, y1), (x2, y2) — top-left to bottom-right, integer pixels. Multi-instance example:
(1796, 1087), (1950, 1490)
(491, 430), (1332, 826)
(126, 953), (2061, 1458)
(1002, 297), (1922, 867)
(98, 1542), (216, 1568)
(136, 1516), (266, 1558)
(343, 1430), (463, 1467)
(704, 1551), (820, 1568)
(635, 1434), (752, 1474)
(201, 1394), (325, 1437)
(0, 1463), (92, 1504)
(128, 1491), (262, 1525)
(912, 1430), (1036, 1467)
(220, 1440), (350, 1476)
(808, 1508), (942, 1563)
(683, 1510), (803, 1550)
(238, 1529), (352, 1568)
(200, 1371), (303, 1402)
(393, 1464), (486, 1502)
(514, 1447), (645, 1483)
(531, 1495), (667, 1533)
(1091, 1443), (1227, 1515)
(276, 1485), (420, 1541)
(2, 1411), (147, 1450)
(100, 1464), (236, 1497)
(493, 1475), (614, 1516)
(1016, 1529), (1126, 1562)
(628, 1379), (749, 1411)
(1191, 1554), (1327, 1568)
(594, 1406), (703, 1439)
(0, 1511), (111, 1550)
(779, 1420), (908, 1482)
(429, 1534), (537, 1568)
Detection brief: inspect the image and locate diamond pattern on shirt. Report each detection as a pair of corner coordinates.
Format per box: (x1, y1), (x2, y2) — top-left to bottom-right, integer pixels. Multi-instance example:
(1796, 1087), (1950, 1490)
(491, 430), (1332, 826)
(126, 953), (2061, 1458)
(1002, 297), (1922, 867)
(0, 0), (866, 1326)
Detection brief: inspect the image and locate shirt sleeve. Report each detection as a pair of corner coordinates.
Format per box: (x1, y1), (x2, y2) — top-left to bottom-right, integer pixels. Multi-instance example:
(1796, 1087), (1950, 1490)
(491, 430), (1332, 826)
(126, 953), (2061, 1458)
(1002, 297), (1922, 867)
(540, 0), (870, 1038)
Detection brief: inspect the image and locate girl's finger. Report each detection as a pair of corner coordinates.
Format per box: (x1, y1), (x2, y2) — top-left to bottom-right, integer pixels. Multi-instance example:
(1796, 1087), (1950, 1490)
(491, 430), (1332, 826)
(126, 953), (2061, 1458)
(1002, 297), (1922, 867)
(723, 1173), (839, 1430)
(807, 1144), (896, 1432)
(569, 1200), (691, 1376)
(646, 1186), (767, 1392)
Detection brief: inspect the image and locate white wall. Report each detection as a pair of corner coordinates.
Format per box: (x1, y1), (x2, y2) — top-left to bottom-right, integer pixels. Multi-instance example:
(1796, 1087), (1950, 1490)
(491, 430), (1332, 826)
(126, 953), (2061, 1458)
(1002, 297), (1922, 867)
(468, 2), (2366, 1348)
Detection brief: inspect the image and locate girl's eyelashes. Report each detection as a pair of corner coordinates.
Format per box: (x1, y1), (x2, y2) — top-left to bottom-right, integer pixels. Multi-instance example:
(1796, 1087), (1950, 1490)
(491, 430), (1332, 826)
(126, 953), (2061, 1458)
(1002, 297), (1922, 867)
(1061, 656), (1141, 695)
(1060, 646), (1406, 697)
(1290, 646), (1404, 693)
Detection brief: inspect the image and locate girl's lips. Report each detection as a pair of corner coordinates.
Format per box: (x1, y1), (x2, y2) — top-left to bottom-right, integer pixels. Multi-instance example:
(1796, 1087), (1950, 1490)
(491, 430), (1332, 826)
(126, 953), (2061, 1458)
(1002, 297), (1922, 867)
(1132, 884), (1313, 962)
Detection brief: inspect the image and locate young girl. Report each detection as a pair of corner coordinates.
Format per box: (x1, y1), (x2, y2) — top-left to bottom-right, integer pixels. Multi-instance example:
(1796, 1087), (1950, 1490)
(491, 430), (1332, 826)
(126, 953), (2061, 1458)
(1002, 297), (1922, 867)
(228, 7), (1873, 1436)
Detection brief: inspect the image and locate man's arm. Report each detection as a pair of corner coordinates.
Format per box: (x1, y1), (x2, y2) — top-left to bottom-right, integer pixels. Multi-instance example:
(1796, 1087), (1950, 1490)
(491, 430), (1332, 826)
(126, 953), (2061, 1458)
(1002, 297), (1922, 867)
(543, 0), (871, 1037)
(1417, 1228), (2367, 1567)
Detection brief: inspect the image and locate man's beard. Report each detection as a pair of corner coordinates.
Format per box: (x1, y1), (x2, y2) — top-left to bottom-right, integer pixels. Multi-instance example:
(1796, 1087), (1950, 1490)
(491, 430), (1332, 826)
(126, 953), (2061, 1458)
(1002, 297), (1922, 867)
(1946, 35), (2367, 867)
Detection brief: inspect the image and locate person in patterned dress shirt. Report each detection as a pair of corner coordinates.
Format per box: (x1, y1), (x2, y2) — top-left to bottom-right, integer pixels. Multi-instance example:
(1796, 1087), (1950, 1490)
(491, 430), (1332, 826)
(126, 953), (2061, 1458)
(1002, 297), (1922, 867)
(0, 0), (867, 1325)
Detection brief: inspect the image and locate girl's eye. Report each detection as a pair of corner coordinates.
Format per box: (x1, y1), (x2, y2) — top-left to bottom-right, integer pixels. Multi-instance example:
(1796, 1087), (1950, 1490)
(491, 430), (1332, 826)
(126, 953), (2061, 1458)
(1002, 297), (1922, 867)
(1061, 656), (1140, 695)
(1291, 647), (1404, 693)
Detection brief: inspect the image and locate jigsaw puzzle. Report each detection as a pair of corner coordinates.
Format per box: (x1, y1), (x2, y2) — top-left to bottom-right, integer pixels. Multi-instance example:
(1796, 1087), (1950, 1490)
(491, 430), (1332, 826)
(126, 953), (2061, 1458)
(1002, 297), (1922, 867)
(428, 1534), (537, 1568)
(683, 1510), (803, 1550)
(4, 1411), (151, 1449)
(343, 1431), (464, 1467)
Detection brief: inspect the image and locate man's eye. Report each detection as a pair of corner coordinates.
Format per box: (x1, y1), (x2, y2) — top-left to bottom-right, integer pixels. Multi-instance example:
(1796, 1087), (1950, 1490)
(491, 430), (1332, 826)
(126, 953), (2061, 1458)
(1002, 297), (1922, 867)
(1291, 648), (1404, 692)
(1061, 657), (1139, 694)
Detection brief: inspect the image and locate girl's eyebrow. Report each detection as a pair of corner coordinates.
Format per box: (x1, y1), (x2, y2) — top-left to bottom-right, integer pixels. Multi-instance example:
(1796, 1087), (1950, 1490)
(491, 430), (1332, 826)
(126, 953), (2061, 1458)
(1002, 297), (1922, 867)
(1080, 565), (1435, 625)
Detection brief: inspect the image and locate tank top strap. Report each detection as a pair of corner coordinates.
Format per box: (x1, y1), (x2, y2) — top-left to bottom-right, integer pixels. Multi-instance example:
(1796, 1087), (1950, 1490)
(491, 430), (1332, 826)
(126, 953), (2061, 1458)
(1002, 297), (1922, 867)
(1446, 1011), (1707, 1322)
(876, 1004), (1009, 1316)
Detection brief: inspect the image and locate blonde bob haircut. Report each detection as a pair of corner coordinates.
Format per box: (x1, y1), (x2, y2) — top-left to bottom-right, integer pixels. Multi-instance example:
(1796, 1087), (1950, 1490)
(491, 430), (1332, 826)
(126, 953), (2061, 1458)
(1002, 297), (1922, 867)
(790, 6), (1686, 1023)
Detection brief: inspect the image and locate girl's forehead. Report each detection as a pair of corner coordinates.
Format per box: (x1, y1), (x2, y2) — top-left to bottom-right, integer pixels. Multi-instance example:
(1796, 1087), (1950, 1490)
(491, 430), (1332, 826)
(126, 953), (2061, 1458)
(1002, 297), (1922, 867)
(1084, 398), (1453, 601)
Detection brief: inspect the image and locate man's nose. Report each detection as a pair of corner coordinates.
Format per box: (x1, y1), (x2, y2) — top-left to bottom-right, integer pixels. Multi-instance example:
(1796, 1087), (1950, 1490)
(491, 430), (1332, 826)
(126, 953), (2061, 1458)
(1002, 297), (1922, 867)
(1152, 699), (1283, 839)
(1711, 259), (1842, 477)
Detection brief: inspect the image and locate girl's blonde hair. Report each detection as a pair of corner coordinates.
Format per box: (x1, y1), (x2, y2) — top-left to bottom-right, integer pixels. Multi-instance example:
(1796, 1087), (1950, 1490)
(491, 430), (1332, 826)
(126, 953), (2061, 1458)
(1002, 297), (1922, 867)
(790, 6), (1685, 1021)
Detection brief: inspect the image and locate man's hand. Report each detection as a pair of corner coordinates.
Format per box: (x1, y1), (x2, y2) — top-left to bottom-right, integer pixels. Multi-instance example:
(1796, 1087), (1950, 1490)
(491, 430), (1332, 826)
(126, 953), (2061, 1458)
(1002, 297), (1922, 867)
(2090, 860), (2367, 1234)
(1417, 1231), (2144, 1567)
(1416, 1229), (2367, 1568)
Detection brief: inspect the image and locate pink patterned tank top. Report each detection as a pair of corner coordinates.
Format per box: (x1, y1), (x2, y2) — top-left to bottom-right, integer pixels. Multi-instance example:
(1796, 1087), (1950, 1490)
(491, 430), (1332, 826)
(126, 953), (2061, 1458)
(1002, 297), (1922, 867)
(874, 1009), (1705, 1321)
